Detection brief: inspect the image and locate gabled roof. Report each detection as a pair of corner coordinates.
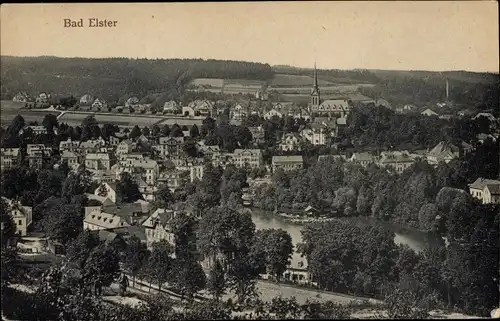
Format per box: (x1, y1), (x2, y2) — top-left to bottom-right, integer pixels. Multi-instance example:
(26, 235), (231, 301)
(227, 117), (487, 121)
(272, 155), (304, 163)
(351, 152), (374, 162)
(469, 178), (500, 192)
(142, 208), (176, 229)
(428, 141), (459, 158)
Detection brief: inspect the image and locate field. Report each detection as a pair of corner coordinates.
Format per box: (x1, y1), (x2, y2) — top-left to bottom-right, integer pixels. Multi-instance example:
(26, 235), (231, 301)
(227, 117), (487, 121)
(0, 101), (202, 128)
(271, 74), (334, 87)
(189, 78), (224, 87)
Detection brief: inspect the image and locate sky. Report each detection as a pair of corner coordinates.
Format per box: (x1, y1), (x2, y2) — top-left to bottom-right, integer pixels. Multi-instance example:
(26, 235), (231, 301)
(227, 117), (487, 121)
(1, 2), (498, 72)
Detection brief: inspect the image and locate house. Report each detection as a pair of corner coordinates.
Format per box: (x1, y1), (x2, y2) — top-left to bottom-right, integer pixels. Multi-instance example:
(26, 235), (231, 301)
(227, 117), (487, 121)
(36, 92), (49, 104)
(248, 125), (265, 144)
(142, 208), (177, 249)
(477, 133), (497, 144)
(182, 106), (196, 117)
(83, 210), (130, 231)
(426, 141), (459, 165)
(153, 136), (184, 158)
(94, 182), (118, 203)
(91, 98), (106, 109)
(469, 178), (500, 204)
(190, 165), (204, 182)
(272, 155), (304, 172)
(60, 150), (83, 169)
(85, 152), (112, 170)
(232, 149), (263, 169)
(79, 94), (95, 105)
(312, 99), (351, 118)
(59, 138), (81, 153)
(317, 154), (346, 163)
(78, 137), (106, 154)
(3, 199), (32, 236)
(196, 141), (221, 158)
(116, 140), (136, 155)
(125, 97), (140, 108)
(158, 170), (188, 192)
(255, 89), (268, 101)
(403, 104), (417, 112)
(0, 148), (21, 170)
(21, 126), (48, 136)
(12, 92), (30, 103)
(349, 152), (376, 167)
(101, 202), (146, 225)
(421, 108), (439, 117)
(116, 156), (159, 185)
(163, 100), (181, 114)
(26, 144), (53, 169)
(299, 124), (327, 146)
(263, 108), (283, 120)
(188, 100), (214, 117)
(231, 104), (247, 121)
(278, 133), (303, 151)
(378, 151), (415, 174)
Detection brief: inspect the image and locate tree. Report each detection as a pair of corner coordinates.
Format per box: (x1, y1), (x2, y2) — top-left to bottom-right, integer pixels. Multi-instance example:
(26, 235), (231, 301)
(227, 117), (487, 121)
(1, 198), (16, 245)
(41, 197), (87, 244)
(116, 172), (143, 203)
(61, 169), (92, 202)
(418, 203), (439, 232)
(65, 230), (101, 269)
(207, 259), (226, 301)
(253, 229), (293, 282)
(82, 243), (121, 295)
(80, 115), (99, 141)
(154, 185), (173, 209)
(383, 286), (430, 319)
(190, 124), (200, 138)
(161, 124), (170, 136)
(170, 126), (184, 137)
(151, 124), (161, 137)
(130, 125), (142, 140)
(96, 183), (108, 198)
(42, 114), (58, 134)
(147, 240), (174, 292)
(171, 257), (206, 303)
(123, 235), (150, 288)
(142, 126), (151, 137)
(198, 207), (260, 304)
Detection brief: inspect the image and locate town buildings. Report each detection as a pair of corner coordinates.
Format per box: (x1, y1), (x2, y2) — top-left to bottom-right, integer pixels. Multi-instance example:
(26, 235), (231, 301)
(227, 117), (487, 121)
(142, 208), (177, 249)
(0, 148), (21, 170)
(272, 155), (304, 172)
(2, 198), (32, 236)
(469, 178), (500, 204)
(426, 141), (460, 165)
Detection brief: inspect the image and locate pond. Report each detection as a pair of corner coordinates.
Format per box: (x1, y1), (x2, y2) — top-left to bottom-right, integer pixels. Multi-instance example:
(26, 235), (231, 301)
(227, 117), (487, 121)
(249, 208), (445, 268)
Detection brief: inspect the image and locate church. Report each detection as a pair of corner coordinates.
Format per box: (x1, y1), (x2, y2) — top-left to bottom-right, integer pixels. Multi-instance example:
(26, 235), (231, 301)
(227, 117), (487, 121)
(308, 63), (351, 119)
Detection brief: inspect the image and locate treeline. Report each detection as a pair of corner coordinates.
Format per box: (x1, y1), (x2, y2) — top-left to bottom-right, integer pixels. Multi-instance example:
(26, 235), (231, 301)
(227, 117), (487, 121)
(0, 56), (274, 103)
(254, 139), (499, 228)
(342, 105), (496, 148)
(272, 66), (381, 84)
(299, 194), (499, 317)
(359, 74), (499, 112)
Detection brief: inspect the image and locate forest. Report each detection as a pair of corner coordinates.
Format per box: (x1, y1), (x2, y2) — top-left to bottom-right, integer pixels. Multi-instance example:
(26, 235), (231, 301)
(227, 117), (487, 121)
(0, 56), (274, 103)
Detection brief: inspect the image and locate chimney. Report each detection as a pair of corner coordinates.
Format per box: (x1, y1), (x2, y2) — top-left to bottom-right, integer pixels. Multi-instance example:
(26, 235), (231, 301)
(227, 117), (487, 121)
(446, 78), (449, 100)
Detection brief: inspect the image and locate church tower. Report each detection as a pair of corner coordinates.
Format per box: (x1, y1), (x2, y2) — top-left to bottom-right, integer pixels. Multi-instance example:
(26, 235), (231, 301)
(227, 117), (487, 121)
(310, 62), (320, 113)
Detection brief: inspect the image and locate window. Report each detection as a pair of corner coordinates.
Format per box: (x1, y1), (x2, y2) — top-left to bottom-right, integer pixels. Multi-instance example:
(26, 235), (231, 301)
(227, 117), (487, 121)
(18, 220), (22, 226)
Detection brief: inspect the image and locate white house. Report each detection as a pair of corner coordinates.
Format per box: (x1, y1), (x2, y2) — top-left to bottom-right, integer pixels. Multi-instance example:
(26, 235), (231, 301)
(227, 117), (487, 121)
(469, 178), (500, 204)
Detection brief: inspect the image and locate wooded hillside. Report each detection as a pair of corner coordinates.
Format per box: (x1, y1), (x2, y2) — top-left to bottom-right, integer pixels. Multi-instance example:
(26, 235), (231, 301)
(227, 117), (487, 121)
(0, 56), (274, 102)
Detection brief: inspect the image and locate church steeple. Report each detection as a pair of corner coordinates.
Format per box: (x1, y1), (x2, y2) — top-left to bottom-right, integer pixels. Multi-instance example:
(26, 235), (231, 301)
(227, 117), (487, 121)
(313, 62), (319, 89)
(310, 62), (320, 113)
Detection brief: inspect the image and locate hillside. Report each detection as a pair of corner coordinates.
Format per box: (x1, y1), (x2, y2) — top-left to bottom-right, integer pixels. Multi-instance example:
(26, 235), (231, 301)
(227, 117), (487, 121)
(0, 56), (274, 103)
